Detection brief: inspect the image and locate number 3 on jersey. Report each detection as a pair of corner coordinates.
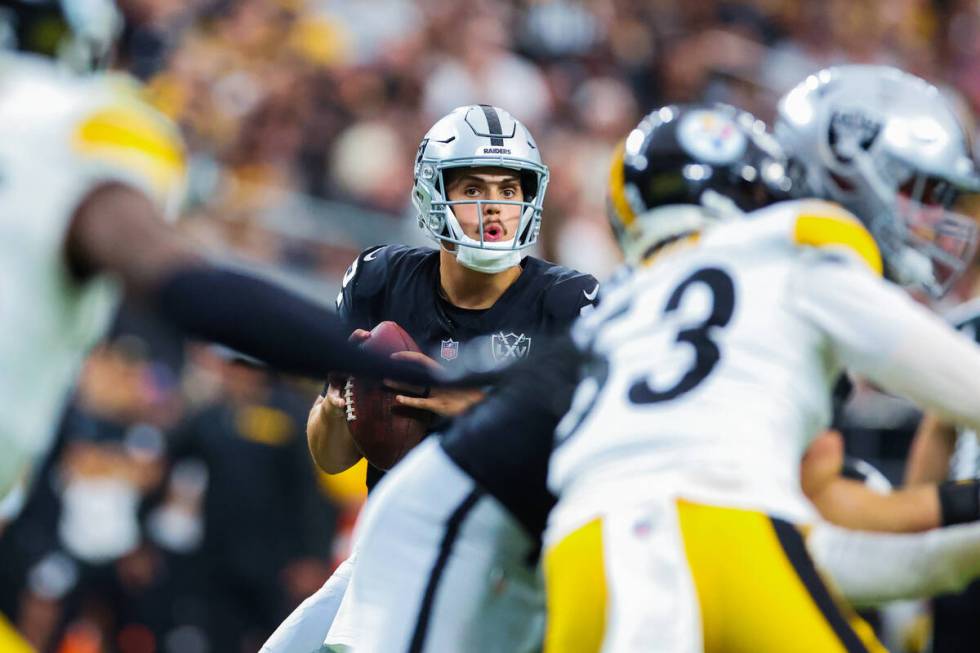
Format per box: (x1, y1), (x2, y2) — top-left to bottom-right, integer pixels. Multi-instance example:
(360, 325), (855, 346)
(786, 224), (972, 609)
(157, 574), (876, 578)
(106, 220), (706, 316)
(556, 266), (736, 448)
(629, 267), (735, 404)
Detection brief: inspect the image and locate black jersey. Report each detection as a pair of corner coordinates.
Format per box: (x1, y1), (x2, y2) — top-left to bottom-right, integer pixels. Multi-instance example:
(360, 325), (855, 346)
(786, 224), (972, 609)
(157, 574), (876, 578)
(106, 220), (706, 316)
(439, 336), (580, 542)
(931, 300), (980, 653)
(335, 244), (597, 489)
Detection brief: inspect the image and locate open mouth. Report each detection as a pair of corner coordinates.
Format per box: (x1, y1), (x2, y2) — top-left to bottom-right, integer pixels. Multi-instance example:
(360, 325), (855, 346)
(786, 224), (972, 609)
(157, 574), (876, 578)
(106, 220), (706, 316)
(483, 224), (504, 241)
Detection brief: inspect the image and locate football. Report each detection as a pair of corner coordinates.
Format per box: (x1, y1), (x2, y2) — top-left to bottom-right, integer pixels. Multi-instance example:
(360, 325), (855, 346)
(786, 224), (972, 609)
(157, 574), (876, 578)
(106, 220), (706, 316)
(344, 321), (431, 470)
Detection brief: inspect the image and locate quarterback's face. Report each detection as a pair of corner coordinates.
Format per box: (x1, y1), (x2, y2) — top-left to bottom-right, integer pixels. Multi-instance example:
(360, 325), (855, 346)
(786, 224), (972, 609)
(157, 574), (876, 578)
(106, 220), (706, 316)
(445, 167), (524, 242)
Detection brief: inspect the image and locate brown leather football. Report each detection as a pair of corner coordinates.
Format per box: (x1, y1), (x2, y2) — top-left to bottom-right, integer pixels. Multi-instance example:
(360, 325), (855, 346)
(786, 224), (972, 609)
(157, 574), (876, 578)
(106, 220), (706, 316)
(344, 321), (430, 470)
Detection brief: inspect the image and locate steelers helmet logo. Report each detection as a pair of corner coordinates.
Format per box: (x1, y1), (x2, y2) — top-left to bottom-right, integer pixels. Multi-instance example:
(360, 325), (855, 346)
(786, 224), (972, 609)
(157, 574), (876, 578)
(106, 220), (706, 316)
(677, 110), (747, 165)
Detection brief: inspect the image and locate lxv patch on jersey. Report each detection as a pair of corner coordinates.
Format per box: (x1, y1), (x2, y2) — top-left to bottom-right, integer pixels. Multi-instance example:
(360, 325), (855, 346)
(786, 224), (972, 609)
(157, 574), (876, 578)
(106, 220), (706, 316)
(491, 332), (532, 360)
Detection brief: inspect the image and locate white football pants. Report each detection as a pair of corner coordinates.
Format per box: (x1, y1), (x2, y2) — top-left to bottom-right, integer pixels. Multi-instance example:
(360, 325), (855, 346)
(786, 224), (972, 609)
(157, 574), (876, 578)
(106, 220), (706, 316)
(260, 551), (357, 653)
(325, 438), (544, 653)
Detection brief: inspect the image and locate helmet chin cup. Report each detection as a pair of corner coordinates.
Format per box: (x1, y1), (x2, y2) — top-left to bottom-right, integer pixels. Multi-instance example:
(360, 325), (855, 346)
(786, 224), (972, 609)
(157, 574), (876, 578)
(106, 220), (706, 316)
(890, 246), (935, 292)
(452, 234), (522, 273)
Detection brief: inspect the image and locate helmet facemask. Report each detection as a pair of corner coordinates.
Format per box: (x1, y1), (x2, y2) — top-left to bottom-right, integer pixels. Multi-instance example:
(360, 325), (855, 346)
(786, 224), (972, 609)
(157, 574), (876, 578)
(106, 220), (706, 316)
(414, 158), (549, 274)
(823, 146), (979, 297)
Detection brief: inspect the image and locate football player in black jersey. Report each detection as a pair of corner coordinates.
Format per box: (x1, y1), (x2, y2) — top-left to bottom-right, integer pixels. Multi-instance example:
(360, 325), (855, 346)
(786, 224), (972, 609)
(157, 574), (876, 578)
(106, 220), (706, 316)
(307, 104), (597, 491)
(260, 105), (596, 653)
(314, 103), (980, 653)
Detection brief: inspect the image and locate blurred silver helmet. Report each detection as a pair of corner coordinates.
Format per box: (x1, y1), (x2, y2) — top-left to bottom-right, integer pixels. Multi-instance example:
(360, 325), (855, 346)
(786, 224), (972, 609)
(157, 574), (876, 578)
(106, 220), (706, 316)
(776, 65), (980, 296)
(412, 105), (549, 274)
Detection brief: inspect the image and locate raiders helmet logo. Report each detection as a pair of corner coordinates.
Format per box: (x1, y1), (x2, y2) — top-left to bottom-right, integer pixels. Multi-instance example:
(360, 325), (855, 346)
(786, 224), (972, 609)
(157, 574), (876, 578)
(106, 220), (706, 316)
(828, 110), (881, 164)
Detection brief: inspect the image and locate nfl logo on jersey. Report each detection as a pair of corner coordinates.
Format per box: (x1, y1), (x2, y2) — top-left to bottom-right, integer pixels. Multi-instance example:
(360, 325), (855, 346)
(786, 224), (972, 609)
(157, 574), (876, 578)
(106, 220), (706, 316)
(440, 339), (459, 361)
(491, 332), (532, 360)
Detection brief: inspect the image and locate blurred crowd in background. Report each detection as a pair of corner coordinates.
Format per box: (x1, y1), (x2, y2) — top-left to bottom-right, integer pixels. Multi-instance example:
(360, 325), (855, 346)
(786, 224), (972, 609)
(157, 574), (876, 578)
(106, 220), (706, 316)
(3, 1), (980, 651)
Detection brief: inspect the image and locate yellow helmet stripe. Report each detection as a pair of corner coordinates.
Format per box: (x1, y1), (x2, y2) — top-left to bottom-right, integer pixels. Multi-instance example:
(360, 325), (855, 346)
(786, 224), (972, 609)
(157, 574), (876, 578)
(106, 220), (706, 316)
(608, 141), (637, 229)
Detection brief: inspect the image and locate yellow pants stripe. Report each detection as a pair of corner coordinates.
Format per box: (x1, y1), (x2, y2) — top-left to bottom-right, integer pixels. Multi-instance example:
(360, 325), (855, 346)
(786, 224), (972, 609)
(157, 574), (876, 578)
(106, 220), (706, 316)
(543, 518), (607, 653)
(770, 517), (881, 652)
(678, 499), (886, 653)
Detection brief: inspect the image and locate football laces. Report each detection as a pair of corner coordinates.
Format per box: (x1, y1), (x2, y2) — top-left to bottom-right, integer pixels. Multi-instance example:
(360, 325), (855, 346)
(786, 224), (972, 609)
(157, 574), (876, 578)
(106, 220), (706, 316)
(344, 378), (356, 422)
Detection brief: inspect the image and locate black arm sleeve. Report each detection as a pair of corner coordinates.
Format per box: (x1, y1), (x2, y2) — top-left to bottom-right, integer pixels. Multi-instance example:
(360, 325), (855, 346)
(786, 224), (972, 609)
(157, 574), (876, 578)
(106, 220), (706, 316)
(151, 264), (431, 385)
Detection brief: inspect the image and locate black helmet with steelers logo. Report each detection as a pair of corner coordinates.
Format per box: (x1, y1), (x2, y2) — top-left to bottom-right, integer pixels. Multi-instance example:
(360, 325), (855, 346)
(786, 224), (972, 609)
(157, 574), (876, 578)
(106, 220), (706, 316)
(608, 103), (794, 263)
(0, 0), (121, 72)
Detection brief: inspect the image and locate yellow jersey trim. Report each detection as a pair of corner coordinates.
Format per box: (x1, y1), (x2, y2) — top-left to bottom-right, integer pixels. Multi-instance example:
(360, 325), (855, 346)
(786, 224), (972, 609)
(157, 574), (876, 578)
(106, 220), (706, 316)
(793, 209), (883, 276)
(73, 104), (186, 198)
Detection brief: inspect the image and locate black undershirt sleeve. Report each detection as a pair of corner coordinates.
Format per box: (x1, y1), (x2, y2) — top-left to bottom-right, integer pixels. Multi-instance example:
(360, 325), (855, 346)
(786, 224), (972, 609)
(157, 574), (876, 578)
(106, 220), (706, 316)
(151, 265), (431, 386)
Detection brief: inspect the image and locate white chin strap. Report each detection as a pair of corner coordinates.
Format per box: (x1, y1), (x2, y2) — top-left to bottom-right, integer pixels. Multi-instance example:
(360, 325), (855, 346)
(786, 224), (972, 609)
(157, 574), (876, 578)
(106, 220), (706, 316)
(453, 234), (523, 273)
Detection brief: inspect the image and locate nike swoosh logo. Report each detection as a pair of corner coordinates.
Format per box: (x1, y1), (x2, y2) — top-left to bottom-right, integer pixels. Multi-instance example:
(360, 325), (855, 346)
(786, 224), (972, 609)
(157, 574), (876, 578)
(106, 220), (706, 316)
(583, 284), (599, 301)
(364, 249), (381, 262)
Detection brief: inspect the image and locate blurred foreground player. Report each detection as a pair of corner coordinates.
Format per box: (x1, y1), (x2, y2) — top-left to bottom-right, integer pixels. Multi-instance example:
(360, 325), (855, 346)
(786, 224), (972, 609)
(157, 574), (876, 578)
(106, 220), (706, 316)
(0, 0), (428, 515)
(262, 105), (595, 652)
(320, 103), (980, 653)
(545, 70), (980, 652)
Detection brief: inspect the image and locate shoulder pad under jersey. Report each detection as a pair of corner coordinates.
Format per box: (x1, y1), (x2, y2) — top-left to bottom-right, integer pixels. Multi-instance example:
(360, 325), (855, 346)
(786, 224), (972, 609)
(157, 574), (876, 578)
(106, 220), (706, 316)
(788, 200), (883, 276)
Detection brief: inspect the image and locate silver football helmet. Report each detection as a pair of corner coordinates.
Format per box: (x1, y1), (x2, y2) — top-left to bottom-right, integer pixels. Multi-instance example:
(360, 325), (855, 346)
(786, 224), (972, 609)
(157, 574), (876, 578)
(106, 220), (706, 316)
(412, 105), (549, 274)
(776, 65), (980, 296)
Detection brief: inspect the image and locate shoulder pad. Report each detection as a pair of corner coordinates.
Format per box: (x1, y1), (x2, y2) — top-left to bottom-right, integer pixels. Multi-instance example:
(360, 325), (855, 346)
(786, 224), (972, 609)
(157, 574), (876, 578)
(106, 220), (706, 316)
(791, 201), (883, 276)
(545, 272), (600, 322)
(72, 87), (186, 213)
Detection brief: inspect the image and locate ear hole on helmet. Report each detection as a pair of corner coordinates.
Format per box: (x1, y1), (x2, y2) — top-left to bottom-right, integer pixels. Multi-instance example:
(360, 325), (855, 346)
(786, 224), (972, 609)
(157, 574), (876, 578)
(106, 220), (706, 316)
(434, 170), (448, 196)
(520, 170), (539, 201)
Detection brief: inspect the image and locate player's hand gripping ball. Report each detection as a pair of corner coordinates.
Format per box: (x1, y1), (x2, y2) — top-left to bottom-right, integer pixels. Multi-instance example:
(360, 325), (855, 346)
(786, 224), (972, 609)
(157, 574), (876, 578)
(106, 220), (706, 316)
(345, 321), (430, 470)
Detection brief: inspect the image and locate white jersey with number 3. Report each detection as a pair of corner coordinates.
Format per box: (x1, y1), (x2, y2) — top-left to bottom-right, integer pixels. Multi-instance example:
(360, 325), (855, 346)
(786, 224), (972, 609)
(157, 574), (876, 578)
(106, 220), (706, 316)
(0, 54), (186, 496)
(549, 199), (980, 523)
